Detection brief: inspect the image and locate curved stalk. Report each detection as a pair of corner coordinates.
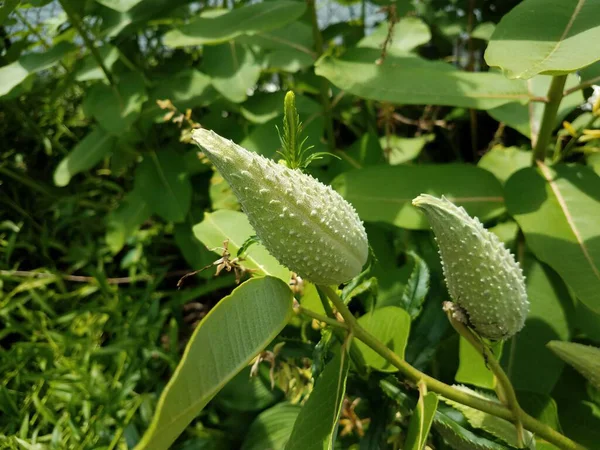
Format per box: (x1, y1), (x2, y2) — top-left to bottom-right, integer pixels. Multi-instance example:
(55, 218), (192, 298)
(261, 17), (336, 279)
(319, 286), (586, 450)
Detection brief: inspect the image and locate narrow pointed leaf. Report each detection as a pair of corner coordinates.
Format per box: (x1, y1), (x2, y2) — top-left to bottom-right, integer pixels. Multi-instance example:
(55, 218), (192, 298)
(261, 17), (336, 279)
(136, 276), (293, 450)
(404, 390), (438, 450)
(548, 341), (600, 390)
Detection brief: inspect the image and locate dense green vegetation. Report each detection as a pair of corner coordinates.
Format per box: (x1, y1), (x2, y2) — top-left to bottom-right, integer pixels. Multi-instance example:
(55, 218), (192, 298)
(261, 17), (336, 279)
(1, 0), (600, 449)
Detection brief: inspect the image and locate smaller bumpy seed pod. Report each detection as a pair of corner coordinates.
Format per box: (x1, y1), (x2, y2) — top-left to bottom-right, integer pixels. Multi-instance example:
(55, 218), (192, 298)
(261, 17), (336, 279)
(192, 129), (369, 286)
(412, 194), (528, 340)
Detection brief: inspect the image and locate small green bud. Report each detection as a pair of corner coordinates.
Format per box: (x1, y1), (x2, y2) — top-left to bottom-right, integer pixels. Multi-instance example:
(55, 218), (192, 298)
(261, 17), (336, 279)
(192, 128), (369, 285)
(412, 194), (528, 340)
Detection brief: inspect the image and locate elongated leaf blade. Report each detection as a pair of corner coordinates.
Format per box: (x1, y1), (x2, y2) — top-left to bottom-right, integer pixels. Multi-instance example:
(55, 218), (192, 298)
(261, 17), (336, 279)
(163, 1), (306, 47)
(285, 349), (350, 450)
(548, 341), (600, 390)
(315, 49), (529, 110)
(505, 164), (600, 313)
(332, 164), (505, 230)
(242, 403), (301, 450)
(54, 128), (117, 187)
(404, 390), (438, 450)
(485, 0), (600, 79)
(136, 276), (293, 450)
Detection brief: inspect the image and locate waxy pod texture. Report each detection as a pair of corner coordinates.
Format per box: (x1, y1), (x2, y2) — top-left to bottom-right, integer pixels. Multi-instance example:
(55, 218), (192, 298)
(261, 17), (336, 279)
(413, 194), (529, 340)
(192, 129), (369, 285)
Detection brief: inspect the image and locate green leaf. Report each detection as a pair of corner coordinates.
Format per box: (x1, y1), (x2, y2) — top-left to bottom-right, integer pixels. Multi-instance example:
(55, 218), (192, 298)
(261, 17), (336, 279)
(215, 366), (282, 413)
(357, 17), (431, 52)
(443, 386), (534, 448)
(285, 349), (350, 450)
(485, 0), (600, 79)
(333, 133), (385, 173)
(399, 251), (430, 319)
(471, 22), (496, 41)
(54, 127), (117, 187)
(174, 218), (216, 279)
(404, 390), (438, 450)
(242, 403), (301, 450)
(74, 45), (120, 82)
(82, 72), (148, 135)
(517, 391), (562, 433)
(379, 134), (434, 165)
(332, 164), (505, 230)
(487, 74), (583, 139)
(477, 146), (531, 185)
(203, 42), (261, 103)
(504, 255), (572, 394)
(209, 170), (240, 211)
(192, 209), (290, 282)
(433, 406), (511, 450)
(94, 0), (143, 12)
(0, 0), (20, 26)
(163, 1), (306, 47)
(135, 276), (293, 450)
(505, 164), (600, 314)
(0, 41), (76, 97)
(141, 69), (217, 123)
(106, 186), (151, 254)
(315, 49), (529, 110)
(240, 91), (320, 125)
(134, 151), (191, 223)
(355, 307), (411, 372)
(547, 341), (600, 390)
(456, 340), (503, 390)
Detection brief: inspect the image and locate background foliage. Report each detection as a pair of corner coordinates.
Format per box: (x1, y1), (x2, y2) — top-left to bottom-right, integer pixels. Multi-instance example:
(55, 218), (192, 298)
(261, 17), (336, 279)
(1, 0), (600, 449)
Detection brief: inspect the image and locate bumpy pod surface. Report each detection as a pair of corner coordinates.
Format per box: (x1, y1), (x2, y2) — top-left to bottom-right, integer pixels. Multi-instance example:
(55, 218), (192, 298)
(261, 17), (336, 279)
(412, 194), (528, 340)
(192, 129), (369, 285)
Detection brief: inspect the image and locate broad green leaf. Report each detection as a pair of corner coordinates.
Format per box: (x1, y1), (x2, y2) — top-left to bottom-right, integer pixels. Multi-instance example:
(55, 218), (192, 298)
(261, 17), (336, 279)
(141, 69), (217, 123)
(485, 0), (600, 79)
(0, 0), (20, 26)
(0, 41), (76, 97)
(163, 1), (306, 47)
(487, 74), (583, 139)
(518, 391), (562, 433)
(134, 151), (191, 223)
(471, 22), (496, 41)
(315, 49), (529, 110)
(355, 307), (410, 372)
(504, 256), (572, 394)
(106, 186), (151, 254)
(203, 42), (261, 103)
(505, 164), (600, 313)
(478, 146), (531, 185)
(285, 349), (350, 450)
(443, 386), (534, 448)
(82, 72), (148, 135)
(215, 366), (282, 413)
(456, 340), (503, 390)
(209, 170), (240, 211)
(135, 276), (293, 450)
(174, 218), (216, 279)
(380, 134), (434, 165)
(94, 0), (143, 12)
(404, 390), (438, 450)
(54, 128), (117, 187)
(433, 406), (511, 450)
(358, 17), (431, 52)
(74, 45), (119, 82)
(192, 209), (290, 282)
(241, 22), (315, 73)
(332, 164), (505, 230)
(547, 341), (600, 390)
(580, 61), (600, 89)
(332, 133), (385, 174)
(240, 91), (320, 125)
(242, 403), (301, 450)
(399, 251), (430, 319)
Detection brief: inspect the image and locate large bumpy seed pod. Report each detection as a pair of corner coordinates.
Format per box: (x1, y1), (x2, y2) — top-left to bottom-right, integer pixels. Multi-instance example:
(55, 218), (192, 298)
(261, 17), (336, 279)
(412, 194), (528, 340)
(192, 129), (369, 285)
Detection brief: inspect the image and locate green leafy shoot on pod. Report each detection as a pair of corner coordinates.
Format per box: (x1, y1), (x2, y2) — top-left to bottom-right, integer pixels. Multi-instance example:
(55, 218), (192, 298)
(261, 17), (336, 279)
(412, 194), (529, 341)
(276, 91), (338, 170)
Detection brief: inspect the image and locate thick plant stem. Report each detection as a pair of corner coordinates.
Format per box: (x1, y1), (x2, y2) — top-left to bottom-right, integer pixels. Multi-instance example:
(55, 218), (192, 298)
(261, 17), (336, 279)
(307, 0), (336, 150)
(532, 75), (567, 163)
(319, 286), (587, 450)
(446, 311), (525, 447)
(294, 303), (348, 331)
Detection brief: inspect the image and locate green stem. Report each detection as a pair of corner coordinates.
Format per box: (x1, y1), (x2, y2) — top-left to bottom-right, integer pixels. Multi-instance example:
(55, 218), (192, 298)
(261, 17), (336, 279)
(532, 75), (567, 163)
(295, 304), (348, 330)
(307, 0), (335, 150)
(446, 311), (525, 447)
(60, 0), (117, 88)
(319, 286), (586, 450)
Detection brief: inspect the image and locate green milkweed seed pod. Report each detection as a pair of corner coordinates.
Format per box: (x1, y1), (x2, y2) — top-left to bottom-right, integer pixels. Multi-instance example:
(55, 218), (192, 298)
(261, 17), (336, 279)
(192, 128), (369, 286)
(412, 194), (529, 340)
